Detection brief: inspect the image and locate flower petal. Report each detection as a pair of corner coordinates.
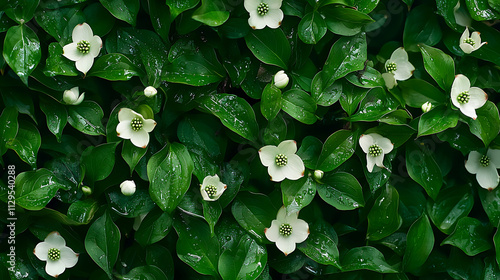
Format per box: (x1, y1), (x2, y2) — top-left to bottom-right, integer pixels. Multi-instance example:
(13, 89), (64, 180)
(275, 236), (297, 255)
(471, 31), (481, 45)
(45, 260), (66, 277)
(390, 47), (408, 64)
(118, 108), (137, 122)
(200, 186), (213, 201)
(359, 134), (374, 153)
(34, 242), (50, 261)
(262, 9), (283, 28)
(268, 164), (286, 182)
(289, 219), (309, 244)
(74, 92), (85, 105)
(382, 73), (397, 89)
(59, 247), (78, 268)
(73, 23), (93, 42)
(278, 140), (298, 155)
(370, 134), (393, 154)
(89, 35), (102, 58)
(62, 42), (84, 62)
(476, 164), (500, 190)
(459, 104), (477, 119)
(374, 154), (385, 168)
(265, 220), (281, 242)
(465, 151), (481, 174)
(451, 74), (470, 108)
(116, 121), (133, 140)
(267, 0), (283, 9)
(488, 149), (500, 168)
(244, 0), (260, 12)
(366, 154), (376, 172)
(75, 55), (94, 74)
(45, 231), (66, 248)
(460, 43), (475, 54)
(130, 129), (150, 148)
(468, 87), (487, 109)
(280, 154), (304, 180)
(143, 119), (156, 133)
(248, 12), (266, 30)
(259, 145), (279, 167)
(393, 61), (415, 81)
(460, 27), (470, 44)
(276, 206), (287, 222)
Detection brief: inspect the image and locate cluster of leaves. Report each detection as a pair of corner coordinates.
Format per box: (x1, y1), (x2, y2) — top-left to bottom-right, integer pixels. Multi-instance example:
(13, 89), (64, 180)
(1, 0), (500, 279)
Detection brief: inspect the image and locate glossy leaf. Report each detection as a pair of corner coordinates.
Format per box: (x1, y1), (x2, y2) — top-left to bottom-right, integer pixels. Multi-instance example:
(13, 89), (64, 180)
(367, 185), (402, 241)
(403, 214), (434, 272)
(135, 207), (173, 246)
(261, 84), (282, 121)
(4, 0), (39, 24)
(108, 189), (155, 218)
(317, 172), (365, 210)
(44, 42), (78, 76)
(281, 176), (316, 214)
(298, 221), (341, 268)
(479, 187), (500, 226)
(400, 79), (447, 108)
(15, 169), (64, 210)
(296, 136), (322, 170)
(67, 198), (99, 224)
(88, 53), (143, 80)
(67, 101), (105, 136)
(245, 28), (291, 69)
(341, 246), (398, 273)
(418, 106), (459, 137)
(3, 24), (41, 84)
(317, 130), (356, 172)
(99, 0), (139, 26)
(122, 266), (168, 280)
(298, 11), (327, 44)
(311, 73), (342, 107)
(121, 140), (147, 175)
(0, 107), (18, 157)
(465, 101), (500, 147)
(405, 140), (443, 200)
(192, 0), (229, 26)
(281, 89), (317, 124)
(166, 0), (199, 19)
(465, 0), (500, 20)
(6, 120), (41, 168)
(34, 6), (85, 44)
(81, 142), (118, 183)
(403, 5), (442, 52)
(218, 235), (267, 280)
(419, 44), (455, 91)
(442, 217), (493, 256)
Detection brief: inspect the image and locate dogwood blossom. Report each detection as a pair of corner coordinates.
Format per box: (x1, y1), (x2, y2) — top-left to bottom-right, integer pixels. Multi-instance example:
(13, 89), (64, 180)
(382, 47), (415, 89)
(359, 133), (394, 172)
(63, 87), (84, 105)
(116, 108), (156, 148)
(62, 23), (102, 74)
(144, 86), (157, 98)
(244, 0), (284, 29)
(265, 206), (309, 255)
(259, 140), (305, 182)
(459, 27), (487, 54)
(274, 70), (289, 89)
(450, 74), (487, 119)
(465, 149), (500, 190)
(120, 180), (136, 196)
(34, 232), (79, 277)
(200, 174), (227, 201)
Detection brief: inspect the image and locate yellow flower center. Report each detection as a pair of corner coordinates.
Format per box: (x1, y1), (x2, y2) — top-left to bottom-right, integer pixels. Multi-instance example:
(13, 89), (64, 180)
(369, 144), (382, 157)
(205, 185), (217, 197)
(257, 3), (270, 16)
(386, 62), (397, 73)
(279, 223), (292, 236)
(130, 117), (143, 131)
(480, 155), (490, 167)
(457, 91), (470, 104)
(275, 154), (288, 166)
(48, 248), (61, 261)
(77, 40), (90, 54)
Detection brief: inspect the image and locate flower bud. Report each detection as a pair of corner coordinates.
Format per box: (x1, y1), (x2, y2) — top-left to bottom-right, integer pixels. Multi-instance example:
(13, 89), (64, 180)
(313, 170), (324, 181)
(273, 70), (289, 89)
(81, 185), (92, 196)
(120, 180), (136, 196)
(144, 86), (157, 97)
(421, 101), (432, 113)
(63, 87), (84, 105)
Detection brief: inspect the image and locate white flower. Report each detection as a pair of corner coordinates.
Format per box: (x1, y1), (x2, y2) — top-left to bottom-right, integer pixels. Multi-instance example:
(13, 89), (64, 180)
(63, 87), (84, 105)
(265, 206), (309, 255)
(62, 23), (102, 74)
(382, 73), (397, 89)
(359, 133), (394, 173)
(450, 74), (487, 119)
(81, 185), (92, 196)
(274, 70), (289, 89)
(200, 174), (227, 201)
(454, 1), (472, 27)
(384, 47), (415, 83)
(144, 86), (157, 98)
(259, 140), (305, 182)
(116, 108), (156, 148)
(120, 180), (136, 196)
(465, 149), (500, 190)
(244, 0), (284, 29)
(421, 101), (433, 113)
(459, 27), (487, 54)
(34, 232), (79, 278)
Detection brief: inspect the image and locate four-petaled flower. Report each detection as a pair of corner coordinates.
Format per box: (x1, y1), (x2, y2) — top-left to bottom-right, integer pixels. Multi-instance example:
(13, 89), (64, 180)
(460, 27), (487, 54)
(265, 206), (309, 255)
(465, 149), (500, 190)
(62, 23), (102, 74)
(116, 108), (156, 148)
(381, 47), (415, 89)
(244, 0), (284, 29)
(450, 74), (487, 119)
(259, 140), (305, 182)
(200, 174), (227, 201)
(359, 133), (394, 172)
(34, 232), (79, 278)
(63, 87), (84, 105)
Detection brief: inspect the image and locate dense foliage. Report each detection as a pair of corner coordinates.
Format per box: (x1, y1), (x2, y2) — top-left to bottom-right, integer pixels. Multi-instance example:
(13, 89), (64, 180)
(1, 0), (500, 279)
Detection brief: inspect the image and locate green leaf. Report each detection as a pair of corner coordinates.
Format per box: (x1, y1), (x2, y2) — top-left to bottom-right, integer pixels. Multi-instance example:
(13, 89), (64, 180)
(87, 53), (143, 80)
(339, 81), (370, 116)
(1, 89), (36, 122)
(108, 189), (155, 218)
(85, 211), (121, 279)
(3, 24), (41, 84)
(479, 187), (500, 226)
(399, 79), (447, 108)
(231, 192), (278, 243)
(298, 221), (341, 268)
(192, 0), (229, 26)
(345, 65), (384, 88)
(281, 176), (316, 214)
(245, 28), (291, 69)
(348, 87), (398, 122)
(322, 32), (367, 86)
(367, 185), (402, 241)
(403, 5), (442, 52)
(427, 184), (474, 234)
(147, 0), (170, 41)
(317, 172), (365, 211)
(15, 169), (63, 210)
(39, 96), (67, 142)
(0, 107), (18, 157)
(99, 0), (139, 25)
(166, 0), (199, 20)
(121, 140), (147, 175)
(296, 136), (322, 170)
(298, 11), (327, 44)
(442, 217), (493, 256)
(341, 246), (398, 273)
(122, 266), (168, 280)
(465, 101), (500, 147)
(402, 214), (434, 272)
(418, 106), (459, 137)
(4, 0), (39, 24)
(419, 44), (455, 91)
(148, 143), (194, 213)
(34, 6), (85, 44)
(197, 94), (259, 142)
(320, 5), (374, 36)
(174, 214), (220, 277)
(483, 256), (500, 280)
(67, 198), (99, 224)
(81, 142), (118, 183)
(317, 130), (356, 172)
(311, 73), (342, 107)
(281, 89), (317, 124)
(44, 42), (78, 77)
(218, 235), (268, 280)
(135, 207), (173, 246)
(67, 101), (105, 136)
(261, 84), (282, 121)
(6, 120), (40, 168)
(465, 0), (500, 20)
(405, 140), (443, 200)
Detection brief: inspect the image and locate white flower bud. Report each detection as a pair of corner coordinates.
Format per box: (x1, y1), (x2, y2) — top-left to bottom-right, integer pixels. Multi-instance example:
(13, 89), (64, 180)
(120, 180), (136, 196)
(313, 170), (324, 181)
(273, 70), (289, 89)
(144, 86), (157, 97)
(63, 87), (84, 105)
(421, 102), (432, 113)
(81, 186), (92, 196)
